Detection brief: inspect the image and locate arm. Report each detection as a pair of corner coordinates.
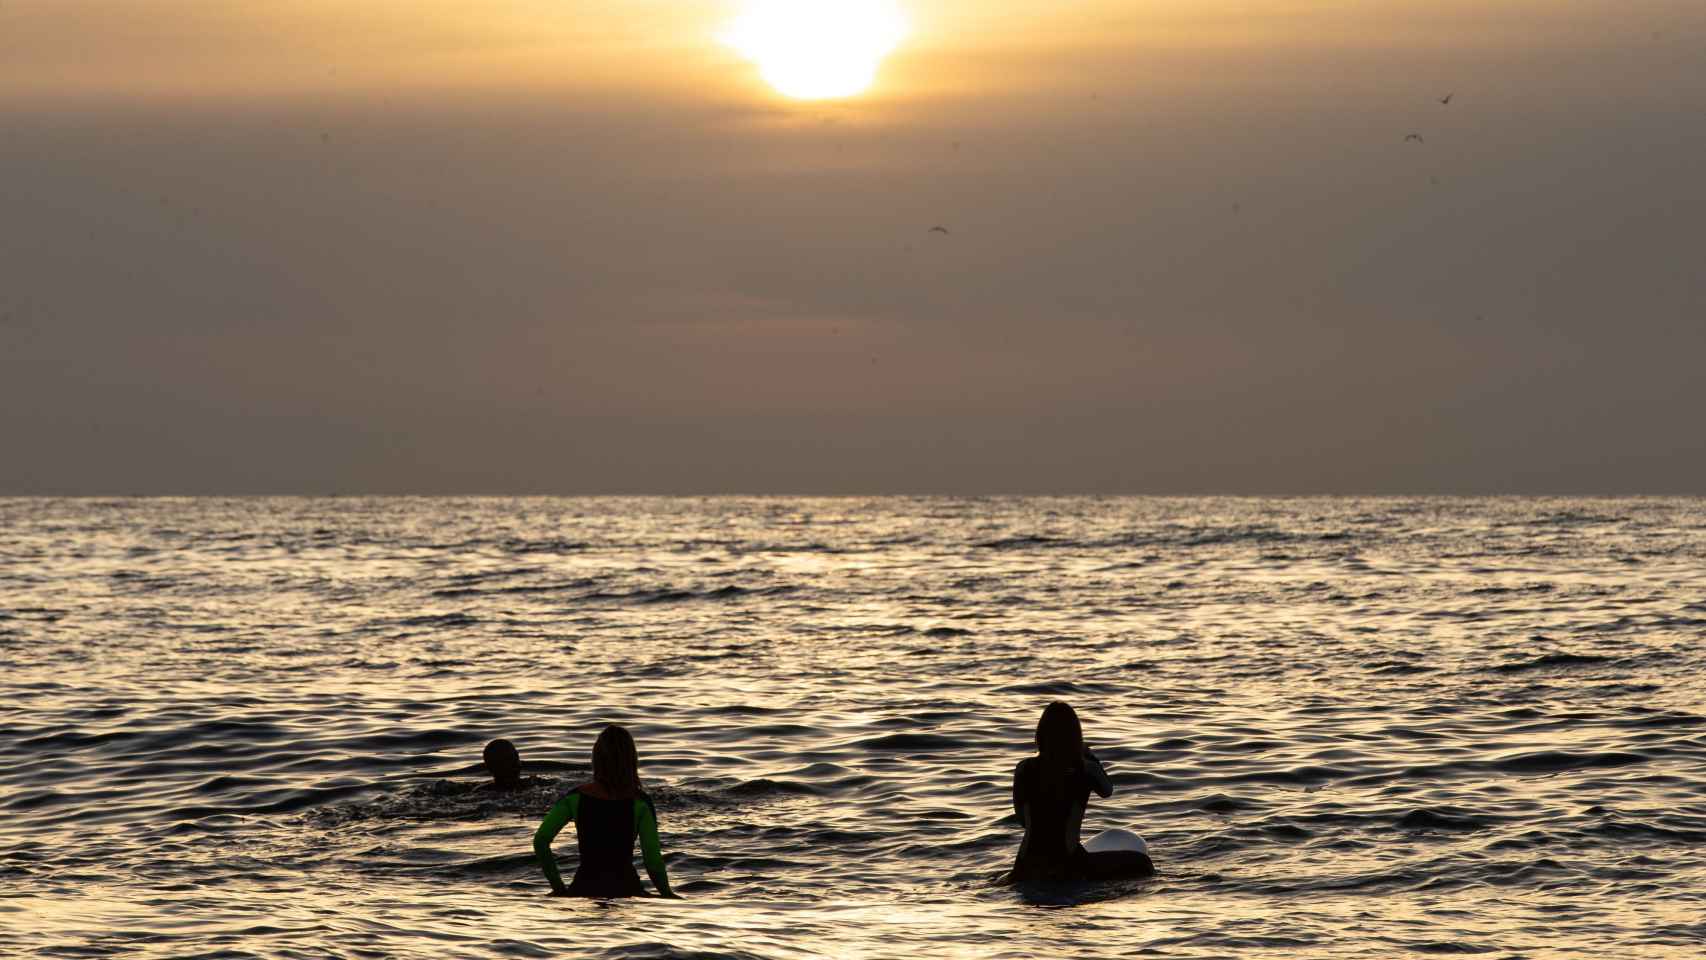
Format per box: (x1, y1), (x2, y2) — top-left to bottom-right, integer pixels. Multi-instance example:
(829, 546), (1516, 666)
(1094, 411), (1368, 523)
(1083, 749), (1113, 799)
(1012, 759), (1030, 822)
(533, 792), (579, 895)
(636, 798), (679, 898)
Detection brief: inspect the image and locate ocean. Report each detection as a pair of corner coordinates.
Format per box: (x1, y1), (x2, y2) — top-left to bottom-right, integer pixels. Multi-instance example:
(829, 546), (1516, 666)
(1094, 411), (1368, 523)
(2, 496), (1703, 958)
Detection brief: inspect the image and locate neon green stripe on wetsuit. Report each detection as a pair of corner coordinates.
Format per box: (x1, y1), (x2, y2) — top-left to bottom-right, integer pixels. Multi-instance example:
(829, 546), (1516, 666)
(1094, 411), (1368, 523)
(533, 792), (674, 897)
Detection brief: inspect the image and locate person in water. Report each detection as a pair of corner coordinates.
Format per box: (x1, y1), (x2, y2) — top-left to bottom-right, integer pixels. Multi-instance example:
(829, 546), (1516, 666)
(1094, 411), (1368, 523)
(1009, 701), (1155, 883)
(483, 738), (523, 792)
(533, 724), (679, 898)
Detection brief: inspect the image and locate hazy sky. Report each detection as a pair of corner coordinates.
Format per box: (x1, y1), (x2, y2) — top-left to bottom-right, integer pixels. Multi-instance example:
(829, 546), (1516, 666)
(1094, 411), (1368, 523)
(3, 1), (1703, 494)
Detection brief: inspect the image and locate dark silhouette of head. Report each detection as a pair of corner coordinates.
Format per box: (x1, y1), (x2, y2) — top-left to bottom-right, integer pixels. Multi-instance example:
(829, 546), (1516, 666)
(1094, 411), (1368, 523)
(1035, 701), (1084, 774)
(592, 724), (642, 798)
(483, 738), (521, 790)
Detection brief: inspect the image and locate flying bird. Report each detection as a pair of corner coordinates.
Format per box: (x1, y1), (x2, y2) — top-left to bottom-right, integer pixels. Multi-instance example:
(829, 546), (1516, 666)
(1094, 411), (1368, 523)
(1440, 93), (1454, 105)
(929, 225), (950, 234)
(1404, 133), (1425, 143)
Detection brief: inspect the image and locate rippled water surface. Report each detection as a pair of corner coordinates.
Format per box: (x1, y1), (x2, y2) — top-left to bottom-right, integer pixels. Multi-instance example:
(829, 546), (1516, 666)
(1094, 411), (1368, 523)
(3, 497), (1704, 958)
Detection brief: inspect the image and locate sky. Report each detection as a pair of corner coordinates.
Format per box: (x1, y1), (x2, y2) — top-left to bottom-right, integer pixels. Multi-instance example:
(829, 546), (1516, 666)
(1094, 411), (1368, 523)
(2, 1), (1703, 494)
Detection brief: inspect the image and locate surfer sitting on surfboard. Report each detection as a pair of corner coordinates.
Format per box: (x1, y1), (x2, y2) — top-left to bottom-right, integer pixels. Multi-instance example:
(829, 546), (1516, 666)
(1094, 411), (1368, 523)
(1006, 701), (1155, 883)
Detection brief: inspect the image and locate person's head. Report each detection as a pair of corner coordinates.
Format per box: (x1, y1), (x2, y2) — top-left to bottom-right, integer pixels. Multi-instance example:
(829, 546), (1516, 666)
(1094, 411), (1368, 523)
(1034, 701), (1084, 770)
(483, 738), (521, 789)
(592, 724), (642, 798)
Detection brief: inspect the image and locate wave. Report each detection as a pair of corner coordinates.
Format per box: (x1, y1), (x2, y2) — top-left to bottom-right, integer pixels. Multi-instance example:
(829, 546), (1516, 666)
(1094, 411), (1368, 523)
(580, 585), (797, 606)
(1391, 808), (1493, 832)
(1489, 653), (1617, 673)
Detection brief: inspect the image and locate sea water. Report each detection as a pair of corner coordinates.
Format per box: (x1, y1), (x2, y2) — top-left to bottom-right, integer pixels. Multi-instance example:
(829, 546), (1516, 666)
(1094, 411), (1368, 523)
(2, 497), (1703, 958)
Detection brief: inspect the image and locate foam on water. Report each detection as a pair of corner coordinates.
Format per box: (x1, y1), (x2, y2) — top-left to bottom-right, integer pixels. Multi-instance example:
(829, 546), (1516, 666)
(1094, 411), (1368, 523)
(2, 497), (1705, 958)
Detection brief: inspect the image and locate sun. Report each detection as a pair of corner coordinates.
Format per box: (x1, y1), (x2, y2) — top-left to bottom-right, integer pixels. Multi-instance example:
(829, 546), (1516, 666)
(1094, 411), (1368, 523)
(722, 1), (909, 100)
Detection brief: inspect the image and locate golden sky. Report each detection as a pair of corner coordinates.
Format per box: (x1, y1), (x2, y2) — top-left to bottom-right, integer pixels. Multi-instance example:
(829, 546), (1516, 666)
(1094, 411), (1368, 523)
(3, 1), (1684, 103)
(2, 2), (1704, 492)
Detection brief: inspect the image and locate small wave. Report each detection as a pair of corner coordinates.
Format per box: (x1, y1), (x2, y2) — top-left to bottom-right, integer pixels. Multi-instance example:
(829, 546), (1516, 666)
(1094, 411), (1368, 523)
(590, 942), (782, 960)
(1489, 750), (1648, 775)
(304, 776), (572, 827)
(1400, 941), (1500, 955)
(1585, 817), (1706, 845)
(848, 732), (966, 752)
(496, 538), (590, 554)
(723, 778), (821, 798)
(397, 612), (479, 627)
(1391, 808), (1490, 832)
(994, 680), (1120, 696)
(582, 585), (795, 606)
(1619, 711), (1705, 729)
(1176, 527), (1306, 548)
(1489, 653), (1615, 673)
(1194, 793), (1258, 815)
(1367, 660), (1438, 676)
(975, 535), (1071, 550)
(431, 580), (601, 599)
(1260, 821), (1313, 840)
(1466, 583), (1555, 596)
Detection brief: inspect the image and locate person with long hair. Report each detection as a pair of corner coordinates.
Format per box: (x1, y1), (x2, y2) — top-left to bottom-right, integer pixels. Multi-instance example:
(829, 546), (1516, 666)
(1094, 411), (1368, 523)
(533, 724), (680, 898)
(1008, 701), (1154, 883)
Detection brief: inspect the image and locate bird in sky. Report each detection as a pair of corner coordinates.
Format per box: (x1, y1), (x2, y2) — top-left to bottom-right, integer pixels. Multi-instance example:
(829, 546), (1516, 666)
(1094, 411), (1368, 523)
(1440, 93), (1454, 105)
(1405, 133), (1425, 143)
(929, 226), (950, 234)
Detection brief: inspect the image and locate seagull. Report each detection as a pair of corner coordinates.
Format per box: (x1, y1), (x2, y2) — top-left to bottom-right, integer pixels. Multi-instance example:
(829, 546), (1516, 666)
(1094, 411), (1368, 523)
(1404, 133), (1425, 143)
(1440, 93), (1453, 105)
(929, 225), (950, 234)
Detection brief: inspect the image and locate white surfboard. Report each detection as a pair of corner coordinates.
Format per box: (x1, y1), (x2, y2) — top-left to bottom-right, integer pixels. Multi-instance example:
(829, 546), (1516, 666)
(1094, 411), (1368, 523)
(1083, 828), (1149, 856)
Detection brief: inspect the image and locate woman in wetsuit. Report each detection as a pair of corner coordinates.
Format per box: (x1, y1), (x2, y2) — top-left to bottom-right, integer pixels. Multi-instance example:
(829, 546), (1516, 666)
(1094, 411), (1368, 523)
(1008, 701), (1154, 883)
(533, 724), (680, 898)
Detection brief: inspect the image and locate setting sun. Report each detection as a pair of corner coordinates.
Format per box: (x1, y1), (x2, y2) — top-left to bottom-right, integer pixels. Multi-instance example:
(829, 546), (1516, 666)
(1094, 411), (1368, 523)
(722, 0), (908, 100)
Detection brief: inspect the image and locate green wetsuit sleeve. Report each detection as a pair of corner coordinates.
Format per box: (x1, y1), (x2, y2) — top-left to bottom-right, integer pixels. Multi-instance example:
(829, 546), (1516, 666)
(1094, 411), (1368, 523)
(636, 798), (675, 898)
(533, 792), (579, 894)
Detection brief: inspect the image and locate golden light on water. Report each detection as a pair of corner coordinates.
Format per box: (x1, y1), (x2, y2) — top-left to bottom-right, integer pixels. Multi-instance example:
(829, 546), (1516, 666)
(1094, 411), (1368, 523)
(721, 0), (909, 100)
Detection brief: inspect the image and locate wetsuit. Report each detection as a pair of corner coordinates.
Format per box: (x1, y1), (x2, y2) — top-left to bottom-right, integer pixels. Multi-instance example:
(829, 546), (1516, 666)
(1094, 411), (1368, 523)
(534, 788), (674, 898)
(1010, 750), (1154, 883)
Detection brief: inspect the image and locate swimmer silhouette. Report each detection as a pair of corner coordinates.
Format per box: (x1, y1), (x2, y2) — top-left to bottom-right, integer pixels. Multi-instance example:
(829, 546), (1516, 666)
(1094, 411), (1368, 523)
(1007, 701), (1155, 883)
(483, 739), (523, 791)
(533, 725), (679, 898)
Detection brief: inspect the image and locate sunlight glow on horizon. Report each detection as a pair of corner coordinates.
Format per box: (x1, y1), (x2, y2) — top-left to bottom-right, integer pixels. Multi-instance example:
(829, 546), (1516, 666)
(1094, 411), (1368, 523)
(721, 0), (909, 100)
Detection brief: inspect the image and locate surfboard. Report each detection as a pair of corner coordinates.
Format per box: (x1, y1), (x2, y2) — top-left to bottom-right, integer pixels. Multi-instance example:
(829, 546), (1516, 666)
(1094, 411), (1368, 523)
(1083, 828), (1148, 856)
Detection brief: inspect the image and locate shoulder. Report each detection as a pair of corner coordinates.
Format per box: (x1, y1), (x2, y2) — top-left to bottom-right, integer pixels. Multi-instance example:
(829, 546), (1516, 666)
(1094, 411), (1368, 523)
(1013, 757), (1036, 781)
